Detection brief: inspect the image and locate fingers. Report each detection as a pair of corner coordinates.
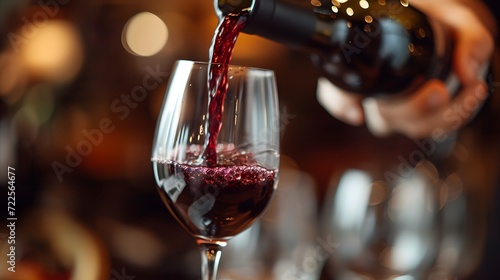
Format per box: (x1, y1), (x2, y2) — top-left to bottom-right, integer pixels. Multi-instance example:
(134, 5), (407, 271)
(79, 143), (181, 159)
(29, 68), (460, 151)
(362, 80), (450, 137)
(368, 79), (489, 139)
(408, 80), (488, 139)
(316, 77), (365, 126)
(376, 80), (450, 121)
(410, 0), (494, 83)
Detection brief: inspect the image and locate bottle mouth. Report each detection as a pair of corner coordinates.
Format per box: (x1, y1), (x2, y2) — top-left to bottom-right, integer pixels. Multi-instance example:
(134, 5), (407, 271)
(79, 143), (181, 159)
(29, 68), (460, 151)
(215, 0), (255, 16)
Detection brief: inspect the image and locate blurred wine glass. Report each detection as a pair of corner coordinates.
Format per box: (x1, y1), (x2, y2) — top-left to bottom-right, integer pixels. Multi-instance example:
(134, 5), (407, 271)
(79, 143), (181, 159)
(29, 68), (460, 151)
(219, 160), (321, 280)
(321, 161), (443, 280)
(320, 145), (490, 280)
(427, 143), (488, 280)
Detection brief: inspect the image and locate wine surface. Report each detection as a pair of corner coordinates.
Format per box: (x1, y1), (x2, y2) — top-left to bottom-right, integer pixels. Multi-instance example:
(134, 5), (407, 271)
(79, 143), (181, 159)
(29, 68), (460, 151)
(154, 148), (277, 239)
(204, 11), (249, 166)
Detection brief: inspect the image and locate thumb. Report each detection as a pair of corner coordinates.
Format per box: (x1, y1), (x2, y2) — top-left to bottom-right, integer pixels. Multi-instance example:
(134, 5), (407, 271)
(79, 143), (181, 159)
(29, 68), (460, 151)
(316, 77), (365, 126)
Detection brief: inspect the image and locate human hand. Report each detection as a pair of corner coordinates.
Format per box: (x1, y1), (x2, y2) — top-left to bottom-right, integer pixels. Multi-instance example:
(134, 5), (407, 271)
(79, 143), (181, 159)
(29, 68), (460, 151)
(317, 0), (495, 139)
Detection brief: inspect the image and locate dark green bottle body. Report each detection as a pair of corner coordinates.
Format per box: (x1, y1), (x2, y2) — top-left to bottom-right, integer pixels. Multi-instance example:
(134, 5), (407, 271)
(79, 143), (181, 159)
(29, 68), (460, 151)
(308, 0), (453, 96)
(217, 0), (454, 96)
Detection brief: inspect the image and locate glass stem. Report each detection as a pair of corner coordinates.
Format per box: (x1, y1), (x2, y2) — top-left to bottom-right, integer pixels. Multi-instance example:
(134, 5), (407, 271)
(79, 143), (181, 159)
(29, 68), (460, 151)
(199, 241), (226, 280)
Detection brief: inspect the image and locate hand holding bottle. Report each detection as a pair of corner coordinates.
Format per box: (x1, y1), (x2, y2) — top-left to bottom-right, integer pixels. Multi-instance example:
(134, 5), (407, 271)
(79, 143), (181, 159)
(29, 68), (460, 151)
(318, 0), (496, 139)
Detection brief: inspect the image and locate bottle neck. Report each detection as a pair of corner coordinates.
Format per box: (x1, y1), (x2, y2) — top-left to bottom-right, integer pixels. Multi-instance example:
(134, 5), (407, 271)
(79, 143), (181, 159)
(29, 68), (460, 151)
(232, 0), (428, 50)
(230, 0), (319, 48)
(215, 0), (255, 16)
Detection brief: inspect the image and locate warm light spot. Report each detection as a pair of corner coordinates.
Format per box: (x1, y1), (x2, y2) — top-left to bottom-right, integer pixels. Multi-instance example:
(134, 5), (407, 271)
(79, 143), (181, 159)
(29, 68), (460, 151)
(332, 0), (348, 5)
(19, 20), (83, 83)
(311, 0), (322, 7)
(400, 0), (409, 7)
(346, 7), (354, 16)
(332, 6), (339, 13)
(359, 0), (369, 9)
(408, 43), (415, 52)
(122, 12), (168, 57)
(365, 15), (373, 23)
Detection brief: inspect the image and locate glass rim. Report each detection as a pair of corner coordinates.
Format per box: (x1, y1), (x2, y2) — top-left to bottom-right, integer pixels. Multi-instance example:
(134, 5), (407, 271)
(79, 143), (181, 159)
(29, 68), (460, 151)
(175, 59), (275, 73)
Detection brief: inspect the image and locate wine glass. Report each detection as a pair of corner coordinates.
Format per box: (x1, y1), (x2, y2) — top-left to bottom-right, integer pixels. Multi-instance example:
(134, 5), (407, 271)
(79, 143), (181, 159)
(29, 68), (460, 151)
(151, 60), (280, 280)
(321, 161), (442, 279)
(219, 161), (320, 280)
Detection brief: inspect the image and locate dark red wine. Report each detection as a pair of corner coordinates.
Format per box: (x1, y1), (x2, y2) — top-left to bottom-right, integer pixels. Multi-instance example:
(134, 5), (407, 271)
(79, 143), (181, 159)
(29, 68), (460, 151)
(153, 148), (277, 240)
(204, 11), (249, 166)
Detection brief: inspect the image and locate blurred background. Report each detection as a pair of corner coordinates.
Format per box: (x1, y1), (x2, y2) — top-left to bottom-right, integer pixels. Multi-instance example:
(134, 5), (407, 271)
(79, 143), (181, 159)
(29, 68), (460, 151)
(1, 0), (500, 279)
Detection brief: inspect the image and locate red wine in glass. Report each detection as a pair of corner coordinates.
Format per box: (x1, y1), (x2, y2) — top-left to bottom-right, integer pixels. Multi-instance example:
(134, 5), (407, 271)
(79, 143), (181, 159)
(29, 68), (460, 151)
(154, 146), (277, 240)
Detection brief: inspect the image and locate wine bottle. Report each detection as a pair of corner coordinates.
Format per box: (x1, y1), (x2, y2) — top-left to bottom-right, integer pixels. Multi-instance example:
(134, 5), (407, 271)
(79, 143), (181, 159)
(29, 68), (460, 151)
(215, 0), (454, 97)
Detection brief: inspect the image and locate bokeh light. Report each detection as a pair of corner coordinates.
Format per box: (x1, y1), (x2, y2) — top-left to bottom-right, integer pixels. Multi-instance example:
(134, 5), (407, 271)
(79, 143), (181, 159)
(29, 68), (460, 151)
(19, 20), (84, 83)
(122, 12), (168, 57)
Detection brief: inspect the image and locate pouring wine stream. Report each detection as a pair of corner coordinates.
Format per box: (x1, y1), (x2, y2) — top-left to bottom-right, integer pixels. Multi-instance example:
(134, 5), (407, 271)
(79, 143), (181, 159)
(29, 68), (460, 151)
(203, 1), (252, 166)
